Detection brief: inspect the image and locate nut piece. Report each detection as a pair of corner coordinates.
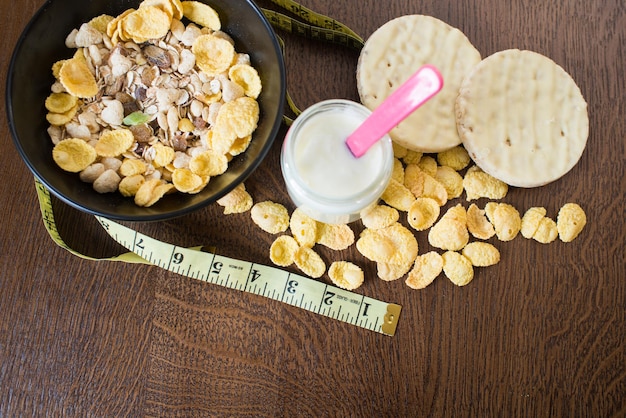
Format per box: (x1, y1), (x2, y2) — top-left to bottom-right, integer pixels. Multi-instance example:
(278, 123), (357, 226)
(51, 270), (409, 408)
(557, 203), (587, 242)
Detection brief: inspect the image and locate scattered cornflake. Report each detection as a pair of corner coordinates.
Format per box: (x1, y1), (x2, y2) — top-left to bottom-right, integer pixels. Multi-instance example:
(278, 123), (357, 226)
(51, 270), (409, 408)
(557, 203), (587, 242)
(435, 166), (464, 200)
(381, 178), (415, 211)
(486, 202), (521, 241)
(466, 203), (496, 240)
(216, 183), (253, 214)
(294, 246), (326, 278)
(437, 145), (470, 171)
(405, 251), (443, 289)
(416, 155), (438, 177)
(463, 166), (508, 201)
(407, 197), (440, 231)
(360, 204), (399, 230)
(428, 204), (469, 251)
(521, 206), (548, 239)
(290, 208), (318, 247)
(328, 261), (364, 290)
(250, 201), (290, 234)
(269, 235), (300, 267)
(461, 242), (500, 267)
(356, 223), (418, 266)
(376, 260), (414, 282)
(442, 251), (474, 286)
(316, 223), (355, 251)
(533, 217), (558, 244)
(405, 164), (447, 206)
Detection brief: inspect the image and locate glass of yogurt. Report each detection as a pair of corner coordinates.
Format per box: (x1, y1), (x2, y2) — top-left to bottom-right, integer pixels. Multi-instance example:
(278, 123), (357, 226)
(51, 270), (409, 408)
(281, 99), (394, 224)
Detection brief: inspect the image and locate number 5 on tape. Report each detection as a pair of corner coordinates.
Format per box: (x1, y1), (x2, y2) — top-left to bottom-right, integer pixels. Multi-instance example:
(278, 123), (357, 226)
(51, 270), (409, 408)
(96, 216), (401, 336)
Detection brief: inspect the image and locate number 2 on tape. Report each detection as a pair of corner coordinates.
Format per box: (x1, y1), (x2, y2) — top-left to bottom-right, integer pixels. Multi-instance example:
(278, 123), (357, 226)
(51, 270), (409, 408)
(96, 216), (401, 336)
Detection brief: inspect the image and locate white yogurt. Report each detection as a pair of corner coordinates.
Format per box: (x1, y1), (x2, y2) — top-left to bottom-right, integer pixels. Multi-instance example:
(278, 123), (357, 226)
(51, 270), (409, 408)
(281, 100), (393, 224)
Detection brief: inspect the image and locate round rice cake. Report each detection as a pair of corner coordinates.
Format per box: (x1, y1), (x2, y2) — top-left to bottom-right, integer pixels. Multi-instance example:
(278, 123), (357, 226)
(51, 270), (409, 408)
(356, 15), (481, 153)
(456, 49), (589, 188)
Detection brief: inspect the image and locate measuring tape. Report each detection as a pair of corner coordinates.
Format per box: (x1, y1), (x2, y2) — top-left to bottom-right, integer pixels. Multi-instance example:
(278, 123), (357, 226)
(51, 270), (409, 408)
(35, 180), (401, 336)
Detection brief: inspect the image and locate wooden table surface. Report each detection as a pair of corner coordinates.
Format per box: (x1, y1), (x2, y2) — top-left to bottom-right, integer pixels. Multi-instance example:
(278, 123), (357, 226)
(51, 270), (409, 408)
(1, 0), (624, 416)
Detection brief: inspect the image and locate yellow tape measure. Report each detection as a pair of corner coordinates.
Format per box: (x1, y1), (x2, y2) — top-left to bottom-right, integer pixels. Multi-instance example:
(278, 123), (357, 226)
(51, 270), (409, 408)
(35, 180), (401, 336)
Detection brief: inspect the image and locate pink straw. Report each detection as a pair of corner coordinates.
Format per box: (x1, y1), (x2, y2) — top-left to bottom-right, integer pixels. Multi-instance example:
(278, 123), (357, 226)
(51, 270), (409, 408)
(346, 64), (444, 158)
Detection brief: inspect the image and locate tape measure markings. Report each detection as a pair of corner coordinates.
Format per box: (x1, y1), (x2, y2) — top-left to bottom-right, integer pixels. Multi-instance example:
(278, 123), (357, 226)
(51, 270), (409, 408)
(94, 215), (400, 335)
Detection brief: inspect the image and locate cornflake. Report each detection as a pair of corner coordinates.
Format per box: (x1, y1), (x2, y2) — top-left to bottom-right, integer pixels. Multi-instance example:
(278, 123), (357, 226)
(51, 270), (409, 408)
(557, 203), (587, 242)
(216, 183), (253, 214)
(405, 251), (443, 289)
(442, 251), (474, 286)
(467, 203), (495, 240)
(381, 178), (415, 211)
(486, 202), (521, 241)
(463, 166), (508, 201)
(269, 235), (299, 267)
(356, 223), (418, 266)
(404, 164), (447, 206)
(290, 208), (318, 247)
(294, 246), (326, 278)
(407, 197), (440, 231)
(250, 201), (290, 234)
(437, 145), (470, 171)
(521, 206), (547, 239)
(328, 261), (364, 290)
(461, 242), (500, 267)
(533, 217), (558, 244)
(428, 204), (469, 251)
(360, 204), (399, 230)
(377, 260), (413, 282)
(316, 223), (355, 251)
(435, 166), (464, 200)
(52, 138), (97, 172)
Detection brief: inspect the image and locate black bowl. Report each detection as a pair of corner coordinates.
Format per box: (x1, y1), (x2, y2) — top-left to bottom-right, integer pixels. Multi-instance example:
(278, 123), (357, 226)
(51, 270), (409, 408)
(7, 0), (285, 221)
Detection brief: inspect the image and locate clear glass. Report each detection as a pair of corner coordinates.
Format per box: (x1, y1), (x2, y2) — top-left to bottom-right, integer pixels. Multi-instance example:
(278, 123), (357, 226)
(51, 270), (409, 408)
(281, 99), (394, 224)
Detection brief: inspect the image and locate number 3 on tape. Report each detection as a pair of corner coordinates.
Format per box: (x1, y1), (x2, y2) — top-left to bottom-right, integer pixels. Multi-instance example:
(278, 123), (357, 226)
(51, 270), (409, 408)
(96, 216), (401, 336)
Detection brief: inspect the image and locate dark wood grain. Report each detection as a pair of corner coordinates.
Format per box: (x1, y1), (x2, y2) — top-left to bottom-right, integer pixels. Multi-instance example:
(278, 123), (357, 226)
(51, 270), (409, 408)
(1, 0), (624, 416)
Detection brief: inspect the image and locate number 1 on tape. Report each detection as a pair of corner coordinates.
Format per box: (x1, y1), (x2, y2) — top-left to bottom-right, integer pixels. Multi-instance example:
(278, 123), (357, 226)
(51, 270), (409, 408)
(96, 216), (401, 336)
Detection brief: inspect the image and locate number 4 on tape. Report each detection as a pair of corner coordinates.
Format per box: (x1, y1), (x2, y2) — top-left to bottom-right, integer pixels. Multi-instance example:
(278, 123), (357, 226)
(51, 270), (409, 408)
(96, 216), (401, 336)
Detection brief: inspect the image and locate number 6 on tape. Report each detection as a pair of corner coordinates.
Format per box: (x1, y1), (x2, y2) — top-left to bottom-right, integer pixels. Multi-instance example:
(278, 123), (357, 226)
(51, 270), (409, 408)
(95, 216), (401, 336)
